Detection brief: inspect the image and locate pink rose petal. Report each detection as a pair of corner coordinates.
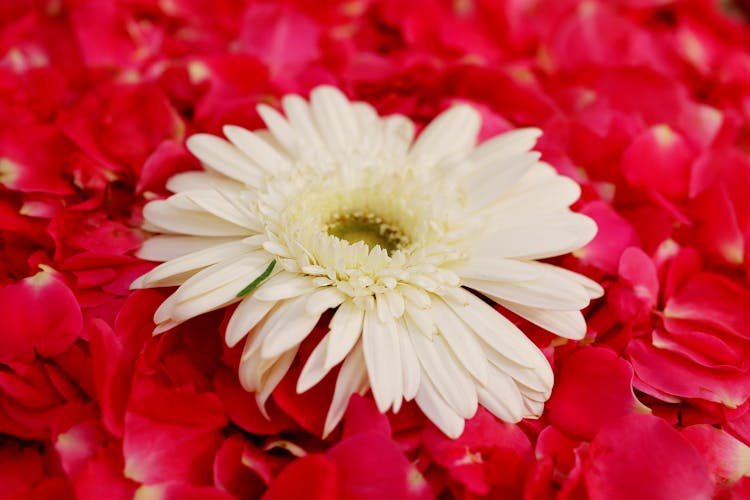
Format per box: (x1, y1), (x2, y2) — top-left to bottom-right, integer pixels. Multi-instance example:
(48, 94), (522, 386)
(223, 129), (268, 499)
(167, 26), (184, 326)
(263, 454), (338, 500)
(0, 267), (82, 362)
(682, 424), (750, 484)
(548, 347), (650, 441)
(584, 414), (713, 499)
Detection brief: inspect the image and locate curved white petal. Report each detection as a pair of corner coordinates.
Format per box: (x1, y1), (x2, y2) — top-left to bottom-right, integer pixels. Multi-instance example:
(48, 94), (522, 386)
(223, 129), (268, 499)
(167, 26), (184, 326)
(323, 341), (369, 438)
(186, 134), (265, 187)
(409, 105), (480, 165)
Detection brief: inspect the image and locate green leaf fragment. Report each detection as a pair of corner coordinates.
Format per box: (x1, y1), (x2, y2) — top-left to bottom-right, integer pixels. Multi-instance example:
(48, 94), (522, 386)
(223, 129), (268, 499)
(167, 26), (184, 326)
(236, 260), (276, 297)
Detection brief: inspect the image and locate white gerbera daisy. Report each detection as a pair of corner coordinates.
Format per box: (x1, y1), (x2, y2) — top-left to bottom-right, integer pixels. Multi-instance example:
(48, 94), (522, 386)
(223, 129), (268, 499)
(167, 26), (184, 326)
(132, 86), (602, 438)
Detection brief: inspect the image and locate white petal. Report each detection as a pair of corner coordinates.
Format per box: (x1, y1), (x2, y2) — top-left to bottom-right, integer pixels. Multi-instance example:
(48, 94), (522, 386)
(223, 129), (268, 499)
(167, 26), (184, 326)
(223, 125), (291, 173)
(166, 171), (244, 193)
(297, 335), (332, 393)
(225, 296), (276, 347)
(476, 365), (525, 423)
(166, 255), (271, 322)
(310, 86), (360, 154)
(469, 128), (542, 169)
(135, 241), (253, 288)
(362, 310), (401, 413)
(414, 374), (465, 439)
(324, 301), (364, 370)
(465, 152), (541, 210)
(257, 103), (298, 154)
(404, 304), (437, 339)
(538, 263), (604, 299)
(259, 296), (322, 358)
(171, 253), (268, 304)
(474, 212), (597, 260)
(255, 347), (299, 411)
(186, 134), (264, 187)
(501, 302), (587, 340)
(178, 191), (260, 231)
(482, 339), (553, 396)
(409, 105), (480, 165)
(452, 257), (542, 284)
(522, 398), (546, 418)
(323, 341), (369, 438)
(143, 199), (249, 237)
(486, 171), (582, 216)
(444, 288), (543, 368)
(382, 290), (405, 318)
(382, 114), (415, 156)
(253, 271), (317, 301)
(431, 298), (488, 384)
(409, 327), (477, 419)
(305, 287), (346, 316)
(135, 235), (238, 262)
(464, 271), (590, 311)
(400, 284), (431, 310)
(281, 94), (325, 150)
(397, 320), (421, 401)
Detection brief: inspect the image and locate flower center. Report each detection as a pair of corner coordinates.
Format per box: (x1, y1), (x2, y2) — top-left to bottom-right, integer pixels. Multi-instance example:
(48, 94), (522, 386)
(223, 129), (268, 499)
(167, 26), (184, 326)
(326, 212), (409, 254)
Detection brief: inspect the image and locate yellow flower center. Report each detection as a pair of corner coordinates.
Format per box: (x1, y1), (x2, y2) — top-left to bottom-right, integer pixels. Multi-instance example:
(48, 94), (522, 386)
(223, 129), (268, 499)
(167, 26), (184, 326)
(326, 212), (409, 254)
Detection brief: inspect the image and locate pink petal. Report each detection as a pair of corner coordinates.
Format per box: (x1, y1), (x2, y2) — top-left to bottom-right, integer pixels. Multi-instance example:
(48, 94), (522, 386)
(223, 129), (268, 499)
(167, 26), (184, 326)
(664, 272), (750, 340)
(576, 201), (640, 274)
(527, 426), (586, 499)
(607, 247), (659, 323)
(0, 125), (76, 195)
(264, 454), (338, 500)
(584, 414), (713, 499)
(73, 440), (138, 500)
(89, 290), (164, 437)
(133, 483), (235, 500)
(0, 441), (43, 498)
(629, 337), (750, 407)
(213, 367), (297, 435)
(213, 435), (265, 499)
(55, 419), (109, 479)
(622, 124), (693, 199)
(341, 394), (392, 439)
(327, 432), (431, 500)
(238, 2), (321, 78)
(123, 376), (227, 484)
(422, 408), (531, 495)
(0, 267), (82, 362)
(548, 347), (649, 441)
(682, 425), (750, 484)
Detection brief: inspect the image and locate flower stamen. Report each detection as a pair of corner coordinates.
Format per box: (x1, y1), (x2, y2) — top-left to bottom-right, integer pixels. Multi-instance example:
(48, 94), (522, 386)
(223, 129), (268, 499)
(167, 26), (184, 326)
(326, 212), (409, 254)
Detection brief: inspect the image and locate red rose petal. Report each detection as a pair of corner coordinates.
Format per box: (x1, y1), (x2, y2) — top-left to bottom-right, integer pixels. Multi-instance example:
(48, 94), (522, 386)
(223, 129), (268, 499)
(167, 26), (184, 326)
(341, 394), (392, 439)
(263, 454), (338, 500)
(682, 424), (750, 484)
(622, 124), (693, 199)
(133, 483), (235, 500)
(527, 426), (586, 499)
(122, 377), (227, 485)
(0, 441), (43, 498)
(213, 367), (297, 435)
(584, 414), (713, 500)
(629, 336), (750, 407)
(213, 435), (265, 499)
(577, 201), (640, 274)
(548, 347), (649, 441)
(422, 408), (530, 496)
(0, 267), (82, 362)
(327, 432), (431, 500)
(664, 272), (750, 340)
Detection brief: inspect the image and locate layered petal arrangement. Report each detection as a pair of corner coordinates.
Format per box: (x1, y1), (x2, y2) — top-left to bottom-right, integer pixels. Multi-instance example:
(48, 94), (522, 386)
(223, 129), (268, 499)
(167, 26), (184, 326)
(132, 86), (601, 437)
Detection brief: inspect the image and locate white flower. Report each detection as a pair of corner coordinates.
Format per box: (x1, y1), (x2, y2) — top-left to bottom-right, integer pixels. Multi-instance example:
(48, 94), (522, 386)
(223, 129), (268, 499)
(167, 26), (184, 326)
(132, 86), (602, 438)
